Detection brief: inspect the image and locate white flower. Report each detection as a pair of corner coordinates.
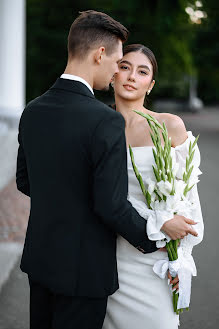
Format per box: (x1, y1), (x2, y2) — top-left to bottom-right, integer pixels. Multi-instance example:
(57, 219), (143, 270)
(151, 192), (157, 202)
(151, 200), (167, 211)
(175, 180), (187, 197)
(145, 178), (156, 194)
(189, 167), (202, 185)
(174, 198), (194, 217)
(157, 180), (173, 196)
(165, 195), (180, 211)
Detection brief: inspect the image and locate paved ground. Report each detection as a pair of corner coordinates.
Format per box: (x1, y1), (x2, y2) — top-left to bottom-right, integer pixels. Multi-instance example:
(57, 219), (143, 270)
(0, 180), (29, 243)
(0, 123), (29, 245)
(177, 110), (219, 328)
(0, 124), (30, 303)
(0, 108), (218, 328)
(0, 257), (29, 329)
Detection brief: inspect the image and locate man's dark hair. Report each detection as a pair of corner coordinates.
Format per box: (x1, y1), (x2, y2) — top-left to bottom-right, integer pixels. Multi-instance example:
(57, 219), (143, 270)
(68, 10), (129, 59)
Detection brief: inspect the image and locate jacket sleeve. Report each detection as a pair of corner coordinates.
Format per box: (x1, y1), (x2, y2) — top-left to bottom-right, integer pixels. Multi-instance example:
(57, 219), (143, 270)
(16, 117), (30, 197)
(91, 113), (158, 254)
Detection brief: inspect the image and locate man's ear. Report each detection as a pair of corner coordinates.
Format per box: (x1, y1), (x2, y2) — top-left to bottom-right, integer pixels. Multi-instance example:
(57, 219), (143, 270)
(110, 75), (115, 88)
(94, 47), (105, 64)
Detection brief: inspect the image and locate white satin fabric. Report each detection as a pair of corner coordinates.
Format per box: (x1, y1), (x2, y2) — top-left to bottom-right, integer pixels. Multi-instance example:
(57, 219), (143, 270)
(103, 131), (203, 329)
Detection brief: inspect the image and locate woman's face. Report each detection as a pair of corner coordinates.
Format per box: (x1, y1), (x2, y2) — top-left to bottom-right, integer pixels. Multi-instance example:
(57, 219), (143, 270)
(114, 51), (155, 101)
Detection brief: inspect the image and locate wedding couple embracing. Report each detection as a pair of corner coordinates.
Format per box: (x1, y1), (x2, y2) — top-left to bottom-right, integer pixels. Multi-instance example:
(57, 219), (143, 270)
(16, 10), (204, 329)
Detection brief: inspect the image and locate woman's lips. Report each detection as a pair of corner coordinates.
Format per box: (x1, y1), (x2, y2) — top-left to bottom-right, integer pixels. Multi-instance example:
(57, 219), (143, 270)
(123, 84), (137, 91)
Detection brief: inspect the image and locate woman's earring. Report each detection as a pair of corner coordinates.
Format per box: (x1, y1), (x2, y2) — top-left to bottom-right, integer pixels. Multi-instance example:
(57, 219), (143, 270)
(110, 82), (114, 88)
(147, 90), (151, 95)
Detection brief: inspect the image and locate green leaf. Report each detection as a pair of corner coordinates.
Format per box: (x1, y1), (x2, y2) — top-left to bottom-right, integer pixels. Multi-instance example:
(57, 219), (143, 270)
(188, 149), (195, 166)
(148, 119), (154, 131)
(168, 172), (172, 183)
(186, 157), (189, 172)
(187, 183), (195, 192)
(159, 156), (164, 171)
(146, 190), (152, 209)
(183, 184), (189, 196)
(154, 189), (162, 201)
(152, 148), (159, 168)
(169, 156), (173, 169)
(133, 110), (163, 129)
(164, 157), (169, 170)
(189, 141), (192, 154)
(170, 178), (175, 195)
(163, 122), (168, 134)
(162, 131), (167, 144)
(139, 175), (146, 196)
(186, 165), (194, 182)
(129, 145), (140, 179)
(153, 165), (160, 182)
(150, 132), (157, 148)
(192, 134), (199, 149)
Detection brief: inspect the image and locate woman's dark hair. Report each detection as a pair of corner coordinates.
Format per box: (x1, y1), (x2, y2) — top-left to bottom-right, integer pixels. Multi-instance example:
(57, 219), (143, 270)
(68, 10), (129, 59)
(123, 44), (158, 80)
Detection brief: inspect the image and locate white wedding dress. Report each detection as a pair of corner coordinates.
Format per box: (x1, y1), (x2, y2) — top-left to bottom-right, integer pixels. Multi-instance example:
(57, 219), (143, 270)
(103, 131), (204, 329)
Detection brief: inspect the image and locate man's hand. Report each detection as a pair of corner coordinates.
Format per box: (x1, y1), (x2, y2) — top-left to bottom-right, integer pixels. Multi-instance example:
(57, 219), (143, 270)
(161, 214), (198, 240)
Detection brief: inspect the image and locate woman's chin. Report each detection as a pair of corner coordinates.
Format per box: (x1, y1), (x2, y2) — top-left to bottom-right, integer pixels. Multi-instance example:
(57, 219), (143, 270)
(116, 90), (138, 101)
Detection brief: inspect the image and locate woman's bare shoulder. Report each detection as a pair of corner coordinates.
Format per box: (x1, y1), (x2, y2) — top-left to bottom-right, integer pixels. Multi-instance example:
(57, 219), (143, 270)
(155, 112), (188, 147)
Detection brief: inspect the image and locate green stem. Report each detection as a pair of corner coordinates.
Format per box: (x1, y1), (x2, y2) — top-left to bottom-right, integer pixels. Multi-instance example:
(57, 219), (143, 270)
(166, 243), (174, 261)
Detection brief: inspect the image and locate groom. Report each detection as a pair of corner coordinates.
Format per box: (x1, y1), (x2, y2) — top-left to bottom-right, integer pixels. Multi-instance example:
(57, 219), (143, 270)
(16, 10), (198, 329)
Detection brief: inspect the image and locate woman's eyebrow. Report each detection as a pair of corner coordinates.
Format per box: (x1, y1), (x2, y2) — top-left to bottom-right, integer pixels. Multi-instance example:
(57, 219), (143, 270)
(119, 60), (132, 65)
(138, 65), (150, 71)
(120, 60), (150, 71)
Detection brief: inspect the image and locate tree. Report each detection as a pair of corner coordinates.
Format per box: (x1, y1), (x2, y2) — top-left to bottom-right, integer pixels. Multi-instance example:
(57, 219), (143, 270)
(27, 0), (217, 105)
(26, 0), (89, 101)
(192, 0), (219, 103)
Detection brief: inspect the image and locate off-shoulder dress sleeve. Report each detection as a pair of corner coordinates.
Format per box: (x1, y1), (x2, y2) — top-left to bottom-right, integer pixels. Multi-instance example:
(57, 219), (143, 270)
(173, 131), (204, 256)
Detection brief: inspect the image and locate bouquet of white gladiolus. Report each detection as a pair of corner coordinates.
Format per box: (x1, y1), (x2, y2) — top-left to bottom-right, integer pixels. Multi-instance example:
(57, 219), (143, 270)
(129, 111), (200, 314)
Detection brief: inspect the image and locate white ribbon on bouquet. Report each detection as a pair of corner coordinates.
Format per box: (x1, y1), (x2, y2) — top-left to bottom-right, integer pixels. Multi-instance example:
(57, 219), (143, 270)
(153, 247), (197, 309)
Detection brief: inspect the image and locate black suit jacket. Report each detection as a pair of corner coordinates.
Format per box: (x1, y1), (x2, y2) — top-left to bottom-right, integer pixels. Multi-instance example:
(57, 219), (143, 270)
(16, 78), (157, 297)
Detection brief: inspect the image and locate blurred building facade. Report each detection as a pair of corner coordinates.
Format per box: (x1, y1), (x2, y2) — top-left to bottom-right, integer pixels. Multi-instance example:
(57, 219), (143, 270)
(0, 0), (25, 126)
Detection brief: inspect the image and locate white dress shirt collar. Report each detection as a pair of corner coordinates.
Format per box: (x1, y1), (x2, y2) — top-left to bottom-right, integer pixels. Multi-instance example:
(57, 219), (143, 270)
(60, 74), (94, 95)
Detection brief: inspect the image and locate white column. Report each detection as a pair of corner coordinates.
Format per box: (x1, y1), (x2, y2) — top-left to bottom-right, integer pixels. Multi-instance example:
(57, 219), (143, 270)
(0, 0), (25, 118)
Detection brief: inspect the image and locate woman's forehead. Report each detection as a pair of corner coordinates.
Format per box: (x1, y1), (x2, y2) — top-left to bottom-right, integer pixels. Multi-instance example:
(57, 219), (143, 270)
(122, 51), (152, 67)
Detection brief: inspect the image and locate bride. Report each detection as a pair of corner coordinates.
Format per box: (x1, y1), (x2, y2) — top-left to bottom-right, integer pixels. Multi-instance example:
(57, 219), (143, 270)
(103, 44), (204, 329)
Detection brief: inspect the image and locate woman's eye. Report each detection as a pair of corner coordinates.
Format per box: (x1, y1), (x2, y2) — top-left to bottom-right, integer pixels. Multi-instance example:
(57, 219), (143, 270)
(140, 71), (148, 75)
(120, 65), (129, 70)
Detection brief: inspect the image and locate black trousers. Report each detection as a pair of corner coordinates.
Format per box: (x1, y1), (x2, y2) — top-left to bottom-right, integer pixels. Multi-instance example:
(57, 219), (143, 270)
(29, 278), (108, 329)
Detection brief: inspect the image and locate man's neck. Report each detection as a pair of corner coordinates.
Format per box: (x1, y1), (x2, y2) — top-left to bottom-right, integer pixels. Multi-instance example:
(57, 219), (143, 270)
(64, 61), (94, 89)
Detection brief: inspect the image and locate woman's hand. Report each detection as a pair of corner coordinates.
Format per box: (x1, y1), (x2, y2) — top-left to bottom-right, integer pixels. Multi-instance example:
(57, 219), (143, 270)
(168, 272), (179, 292)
